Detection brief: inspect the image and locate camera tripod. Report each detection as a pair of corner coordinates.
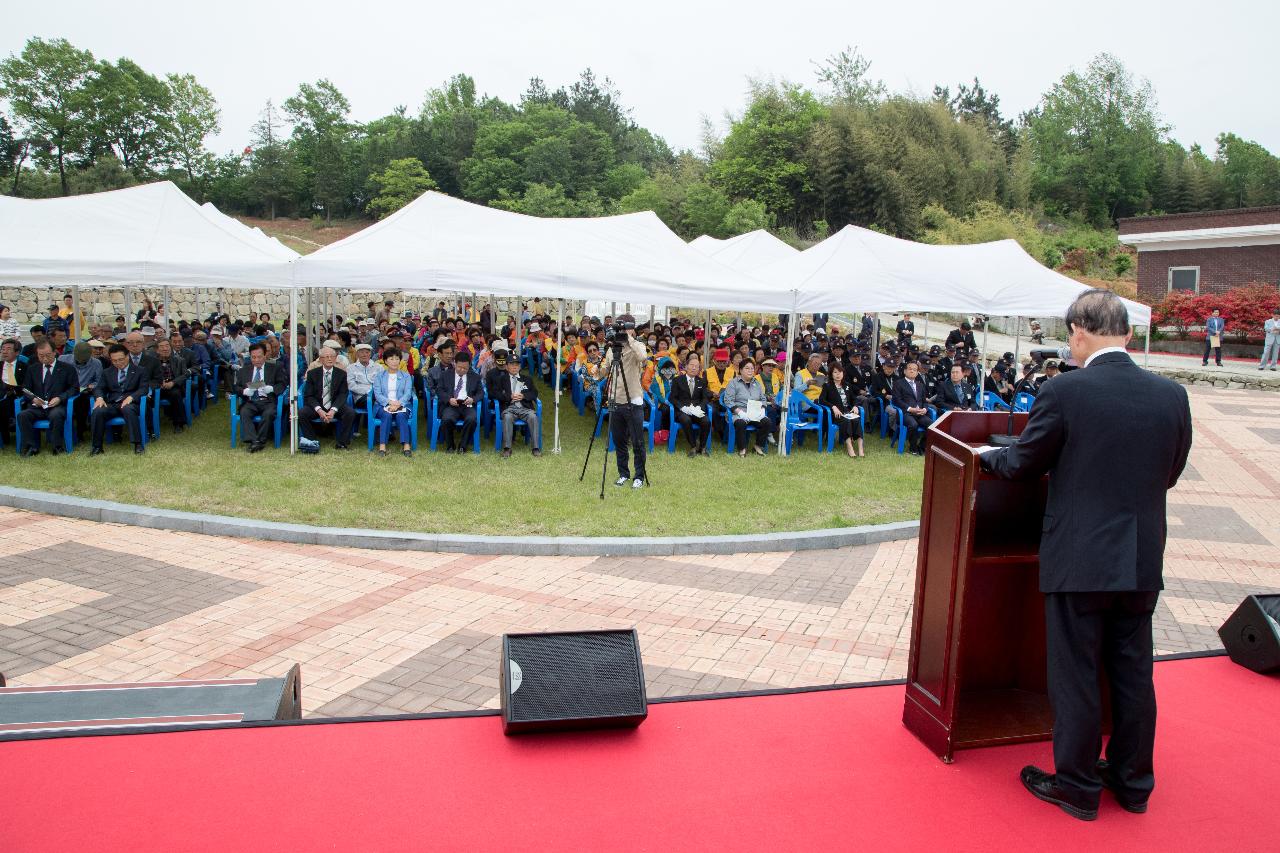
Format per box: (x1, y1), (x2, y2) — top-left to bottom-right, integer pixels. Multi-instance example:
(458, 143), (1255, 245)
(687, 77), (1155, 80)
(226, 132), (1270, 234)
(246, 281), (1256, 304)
(579, 339), (651, 498)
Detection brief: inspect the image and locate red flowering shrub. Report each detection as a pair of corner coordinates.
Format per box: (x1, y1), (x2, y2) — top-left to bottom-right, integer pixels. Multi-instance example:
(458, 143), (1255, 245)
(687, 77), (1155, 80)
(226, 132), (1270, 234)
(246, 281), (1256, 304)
(1154, 283), (1280, 341)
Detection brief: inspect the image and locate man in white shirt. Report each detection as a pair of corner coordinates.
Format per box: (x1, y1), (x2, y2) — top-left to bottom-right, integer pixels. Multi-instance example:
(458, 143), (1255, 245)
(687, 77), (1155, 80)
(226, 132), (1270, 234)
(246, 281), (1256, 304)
(491, 352), (541, 458)
(346, 344), (382, 411)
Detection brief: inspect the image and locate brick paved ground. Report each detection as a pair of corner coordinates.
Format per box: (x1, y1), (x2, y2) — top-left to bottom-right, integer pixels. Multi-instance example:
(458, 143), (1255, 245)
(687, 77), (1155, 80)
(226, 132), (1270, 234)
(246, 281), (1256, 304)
(0, 385), (1276, 718)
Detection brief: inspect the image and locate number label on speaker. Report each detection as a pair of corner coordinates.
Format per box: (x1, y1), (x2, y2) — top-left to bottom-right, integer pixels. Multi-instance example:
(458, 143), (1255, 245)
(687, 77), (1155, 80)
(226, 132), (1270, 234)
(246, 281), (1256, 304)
(508, 659), (523, 693)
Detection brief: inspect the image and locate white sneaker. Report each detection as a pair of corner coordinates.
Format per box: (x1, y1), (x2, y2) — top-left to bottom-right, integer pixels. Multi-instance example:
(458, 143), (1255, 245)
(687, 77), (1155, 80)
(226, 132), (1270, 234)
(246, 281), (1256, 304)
(632, 478), (644, 489)
(615, 476), (629, 487)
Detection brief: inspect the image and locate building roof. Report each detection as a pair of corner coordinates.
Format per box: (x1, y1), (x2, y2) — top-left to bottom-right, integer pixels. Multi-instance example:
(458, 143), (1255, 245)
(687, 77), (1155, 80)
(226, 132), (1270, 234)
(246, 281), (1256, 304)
(1118, 206), (1280, 252)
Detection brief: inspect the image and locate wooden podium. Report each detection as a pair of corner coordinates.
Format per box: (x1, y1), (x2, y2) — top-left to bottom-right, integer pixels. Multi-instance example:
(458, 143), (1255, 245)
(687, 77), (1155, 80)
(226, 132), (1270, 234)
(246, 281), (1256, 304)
(902, 411), (1051, 762)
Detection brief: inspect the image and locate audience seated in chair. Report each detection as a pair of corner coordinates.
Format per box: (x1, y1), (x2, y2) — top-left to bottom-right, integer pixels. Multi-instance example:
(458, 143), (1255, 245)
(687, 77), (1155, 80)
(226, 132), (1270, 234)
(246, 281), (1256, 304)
(819, 362), (864, 458)
(440, 350), (482, 453)
(302, 346), (356, 450)
(17, 340), (77, 457)
(0, 338), (27, 446)
(234, 342), (283, 454)
(372, 348), (414, 457)
(90, 344), (146, 455)
(723, 358), (773, 457)
(669, 352), (712, 456)
(153, 338), (191, 434)
(488, 349), (541, 458)
(892, 361), (935, 456)
(932, 365), (978, 413)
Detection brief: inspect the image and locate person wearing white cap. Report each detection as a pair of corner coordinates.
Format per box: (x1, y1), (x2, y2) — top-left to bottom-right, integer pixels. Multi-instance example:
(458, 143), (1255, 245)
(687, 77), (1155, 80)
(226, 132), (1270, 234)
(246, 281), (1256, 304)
(346, 343), (382, 412)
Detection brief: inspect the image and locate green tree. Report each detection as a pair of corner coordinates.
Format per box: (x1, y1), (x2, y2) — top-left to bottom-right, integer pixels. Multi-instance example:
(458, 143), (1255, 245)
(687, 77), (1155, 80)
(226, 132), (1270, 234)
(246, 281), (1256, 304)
(1024, 53), (1165, 223)
(722, 199), (772, 235)
(490, 182), (606, 217)
(284, 79), (355, 221)
(0, 37), (98, 195)
(711, 80), (826, 227)
(367, 157), (437, 218)
(617, 172), (687, 230)
(86, 57), (173, 175)
(812, 45), (886, 108)
(681, 182), (731, 237)
(247, 99), (295, 219)
(163, 73), (220, 195)
(1216, 132), (1280, 208)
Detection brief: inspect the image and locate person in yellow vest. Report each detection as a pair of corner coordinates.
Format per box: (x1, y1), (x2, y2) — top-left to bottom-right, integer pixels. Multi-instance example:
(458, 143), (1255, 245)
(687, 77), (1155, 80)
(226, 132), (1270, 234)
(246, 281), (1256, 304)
(705, 347), (736, 440)
(793, 352), (827, 402)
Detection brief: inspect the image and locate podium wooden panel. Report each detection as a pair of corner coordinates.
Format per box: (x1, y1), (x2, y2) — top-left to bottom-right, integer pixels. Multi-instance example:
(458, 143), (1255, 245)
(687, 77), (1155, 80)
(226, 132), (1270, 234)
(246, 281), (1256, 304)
(902, 411), (1051, 762)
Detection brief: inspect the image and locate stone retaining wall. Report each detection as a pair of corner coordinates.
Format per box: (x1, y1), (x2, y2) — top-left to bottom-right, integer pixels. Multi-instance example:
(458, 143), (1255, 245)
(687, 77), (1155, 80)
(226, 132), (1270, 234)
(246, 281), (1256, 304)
(1151, 367), (1280, 392)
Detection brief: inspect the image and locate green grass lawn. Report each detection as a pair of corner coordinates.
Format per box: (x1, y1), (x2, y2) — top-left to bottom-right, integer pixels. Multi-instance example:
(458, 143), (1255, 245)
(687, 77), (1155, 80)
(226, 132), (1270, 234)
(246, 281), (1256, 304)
(0, 389), (925, 537)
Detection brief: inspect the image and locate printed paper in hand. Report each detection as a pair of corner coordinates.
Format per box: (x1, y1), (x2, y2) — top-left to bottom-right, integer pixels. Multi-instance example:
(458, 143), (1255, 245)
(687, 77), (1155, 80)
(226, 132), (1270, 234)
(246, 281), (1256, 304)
(680, 405), (705, 418)
(745, 399), (765, 422)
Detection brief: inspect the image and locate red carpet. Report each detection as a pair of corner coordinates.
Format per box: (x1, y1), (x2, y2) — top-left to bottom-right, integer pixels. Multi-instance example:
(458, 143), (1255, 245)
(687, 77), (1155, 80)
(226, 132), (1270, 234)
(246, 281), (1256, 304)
(1, 656), (1276, 852)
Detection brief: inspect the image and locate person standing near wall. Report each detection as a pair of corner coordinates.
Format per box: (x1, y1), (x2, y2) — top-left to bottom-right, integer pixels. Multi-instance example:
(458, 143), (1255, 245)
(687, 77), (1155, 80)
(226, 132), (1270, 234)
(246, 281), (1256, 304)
(1259, 307), (1280, 371)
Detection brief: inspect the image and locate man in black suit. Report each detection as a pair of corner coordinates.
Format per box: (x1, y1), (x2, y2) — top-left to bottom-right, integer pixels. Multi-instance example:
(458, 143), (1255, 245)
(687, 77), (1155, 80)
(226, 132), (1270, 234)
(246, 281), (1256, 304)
(153, 338), (191, 433)
(18, 341), (78, 456)
(440, 351), (482, 452)
(891, 360), (933, 455)
(301, 346), (356, 449)
(895, 314), (915, 344)
(234, 342), (283, 453)
(980, 290), (1192, 821)
(488, 349), (541, 458)
(931, 364), (977, 412)
(945, 321), (977, 351)
(0, 338), (28, 446)
(669, 353), (713, 456)
(90, 344), (146, 455)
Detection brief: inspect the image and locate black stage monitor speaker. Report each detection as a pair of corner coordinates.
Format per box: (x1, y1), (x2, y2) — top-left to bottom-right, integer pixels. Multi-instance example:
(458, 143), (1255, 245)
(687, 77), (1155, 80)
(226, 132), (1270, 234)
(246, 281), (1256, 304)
(0, 664), (302, 740)
(501, 629), (647, 734)
(1218, 595), (1280, 674)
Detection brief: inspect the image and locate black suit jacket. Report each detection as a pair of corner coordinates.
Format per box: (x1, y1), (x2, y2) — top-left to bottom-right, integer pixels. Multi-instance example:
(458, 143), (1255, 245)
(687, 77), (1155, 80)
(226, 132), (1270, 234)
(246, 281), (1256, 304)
(97, 363), (145, 405)
(932, 380), (976, 411)
(304, 365), (350, 413)
(669, 374), (711, 409)
(0, 359), (27, 399)
(488, 369), (539, 411)
(440, 370), (483, 407)
(982, 352), (1192, 593)
(891, 375), (929, 411)
(234, 361), (285, 404)
(21, 359), (77, 404)
(818, 379), (857, 414)
(129, 352), (162, 390)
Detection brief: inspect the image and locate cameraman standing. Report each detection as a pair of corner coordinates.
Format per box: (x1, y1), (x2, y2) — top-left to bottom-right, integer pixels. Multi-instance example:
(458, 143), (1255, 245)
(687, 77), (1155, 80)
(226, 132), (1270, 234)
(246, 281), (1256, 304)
(601, 314), (649, 489)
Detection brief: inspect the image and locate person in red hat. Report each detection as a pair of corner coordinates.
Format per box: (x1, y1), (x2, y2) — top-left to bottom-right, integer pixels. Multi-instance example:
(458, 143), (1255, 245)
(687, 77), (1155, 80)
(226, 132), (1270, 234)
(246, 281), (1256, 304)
(706, 346), (736, 440)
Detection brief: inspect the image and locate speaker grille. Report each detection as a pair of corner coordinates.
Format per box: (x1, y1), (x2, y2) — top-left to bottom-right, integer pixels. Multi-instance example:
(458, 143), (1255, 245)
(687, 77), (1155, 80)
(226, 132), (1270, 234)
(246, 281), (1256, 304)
(504, 631), (645, 725)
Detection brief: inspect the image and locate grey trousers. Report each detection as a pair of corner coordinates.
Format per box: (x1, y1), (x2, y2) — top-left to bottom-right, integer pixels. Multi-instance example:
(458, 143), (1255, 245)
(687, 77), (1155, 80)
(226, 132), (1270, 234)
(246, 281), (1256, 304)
(502, 404), (540, 449)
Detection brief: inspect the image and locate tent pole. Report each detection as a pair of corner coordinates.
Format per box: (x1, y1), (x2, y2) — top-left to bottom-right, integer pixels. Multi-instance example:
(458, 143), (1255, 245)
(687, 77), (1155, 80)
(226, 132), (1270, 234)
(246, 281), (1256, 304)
(124, 286), (132, 330)
(923, 312), (929, 348)
(289, 286), (298, 454)
(163, 286), (170, 332)
(554, 299), (564, 454)
(873, 314), (880, 354)
(515, 294), (523, 362)
(611, 302), (616, 318)
(703, 308), (712, 366)
(1144, 324), (1150, 368)
(982, 322), (989, 371)
(72, 286), (81, 341)
(650, 304), (655, 327)
(778, 289), (799, 455)
(1013, 316), (1021, 367)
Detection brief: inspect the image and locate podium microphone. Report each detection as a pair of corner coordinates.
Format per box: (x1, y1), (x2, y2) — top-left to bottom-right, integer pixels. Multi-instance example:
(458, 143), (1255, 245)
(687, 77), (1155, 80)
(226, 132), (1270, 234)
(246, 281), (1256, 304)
(988, 405), (1017, 446)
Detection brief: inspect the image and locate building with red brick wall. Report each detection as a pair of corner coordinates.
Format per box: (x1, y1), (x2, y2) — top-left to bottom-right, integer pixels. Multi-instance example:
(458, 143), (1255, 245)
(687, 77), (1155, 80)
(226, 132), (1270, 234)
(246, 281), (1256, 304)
(1118, 206), (1280, 303)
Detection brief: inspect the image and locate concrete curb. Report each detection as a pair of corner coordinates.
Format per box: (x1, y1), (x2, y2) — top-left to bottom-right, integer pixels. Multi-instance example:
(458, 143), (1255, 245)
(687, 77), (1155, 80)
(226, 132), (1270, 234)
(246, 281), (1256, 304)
(0, 486), (920, 557)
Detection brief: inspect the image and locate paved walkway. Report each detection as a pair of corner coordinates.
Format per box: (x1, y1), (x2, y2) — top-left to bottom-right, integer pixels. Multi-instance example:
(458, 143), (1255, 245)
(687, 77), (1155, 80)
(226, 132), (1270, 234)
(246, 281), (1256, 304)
(0, 385), (1276, 717)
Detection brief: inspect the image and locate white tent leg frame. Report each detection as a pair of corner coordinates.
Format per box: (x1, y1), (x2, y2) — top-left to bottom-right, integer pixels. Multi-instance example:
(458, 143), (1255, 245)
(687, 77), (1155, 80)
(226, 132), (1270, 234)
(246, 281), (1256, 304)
(72, 286), (81, 341)
(289, 286), (298, 454)
(778, 289), (799, 455)
(1144, 325), (1150, 368)
(554, 298), (564, 454)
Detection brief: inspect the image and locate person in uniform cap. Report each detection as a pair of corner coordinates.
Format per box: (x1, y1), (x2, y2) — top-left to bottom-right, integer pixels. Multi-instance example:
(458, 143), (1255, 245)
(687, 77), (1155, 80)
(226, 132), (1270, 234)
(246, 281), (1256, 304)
(1038, 359), (1061, 390)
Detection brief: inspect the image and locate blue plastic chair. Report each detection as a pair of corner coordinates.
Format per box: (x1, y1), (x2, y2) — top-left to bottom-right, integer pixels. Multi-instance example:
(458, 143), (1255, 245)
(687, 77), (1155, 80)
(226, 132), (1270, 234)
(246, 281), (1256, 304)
(229, 392), (286, 448)
(14, 393), (79, 454)
(152, 377), (195, 438)
(784, 391), (828, 453)
(1013, 391), (1036, 412)
(666, 405), (713, 454)
(889, 403), (939, 454)
(427, 394), (477, 453)
(825, 403), (868, 452)
(370, 392), (420, 451)
(492, 398), (543, 451)
(102, 391), (152, 449)
(980, 390), (1011, 412)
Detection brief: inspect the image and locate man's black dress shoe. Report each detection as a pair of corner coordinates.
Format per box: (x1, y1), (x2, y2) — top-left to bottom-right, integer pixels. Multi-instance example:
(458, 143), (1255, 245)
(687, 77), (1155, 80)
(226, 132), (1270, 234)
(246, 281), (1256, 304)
(1020, 765), (1098, 821)
(89, 447), (104, 456)
(20, 447), (37, 458)
(134, 443), (145, 454)
(50, 447), (61, 456)
(1096, 760), (1149, 813)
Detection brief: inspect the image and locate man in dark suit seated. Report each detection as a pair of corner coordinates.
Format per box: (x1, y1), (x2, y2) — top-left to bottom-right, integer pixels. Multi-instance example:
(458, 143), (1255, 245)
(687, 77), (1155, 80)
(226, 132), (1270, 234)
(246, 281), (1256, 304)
(669, 353), (713, 456)
(440, 351), (482, 453)
(945, 322), (977, 351)
(931, 364), (977, 412)
(234, 342), (283, 453)
(153, 338), (191, 433)
(1013, 363), (1039, 399)
(90, 344), (145, 455)
(980, 290), (1193, 822)
(488, 349), (541, 458)
(983, 363), (1014, 405)
(0, 338), (28, 446)
(17, 341), (78, 457)
(302, 345), (356, 450)
(891, 360), (933, 455)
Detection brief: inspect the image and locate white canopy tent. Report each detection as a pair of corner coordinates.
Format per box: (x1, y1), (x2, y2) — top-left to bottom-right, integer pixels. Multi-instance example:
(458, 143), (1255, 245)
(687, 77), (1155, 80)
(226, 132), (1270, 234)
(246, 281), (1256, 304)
(693, 228), (800, 270)
(0, 182), (295, 290)
(760, 224), (1151, 325)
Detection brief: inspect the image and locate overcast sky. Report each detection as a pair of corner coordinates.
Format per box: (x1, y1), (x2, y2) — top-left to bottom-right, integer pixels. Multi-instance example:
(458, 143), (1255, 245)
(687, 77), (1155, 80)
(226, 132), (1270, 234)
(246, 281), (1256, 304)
(6, 0), (1278, 158)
